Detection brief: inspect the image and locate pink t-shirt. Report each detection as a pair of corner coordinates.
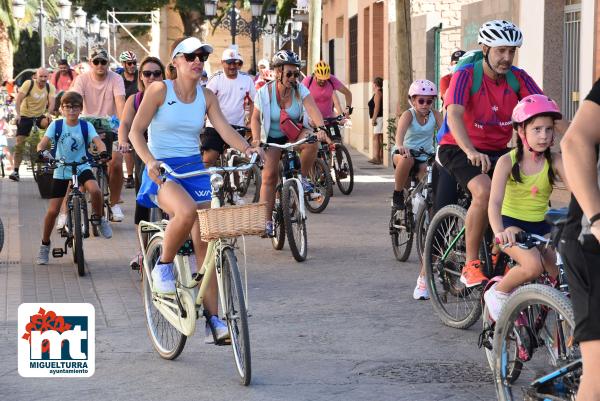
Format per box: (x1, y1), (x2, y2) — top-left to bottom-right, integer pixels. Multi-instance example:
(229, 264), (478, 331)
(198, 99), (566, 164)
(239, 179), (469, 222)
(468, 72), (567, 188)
(301, 74), (344, 118)
(51, 70), (77, 92)
(72, 70), (125, 117)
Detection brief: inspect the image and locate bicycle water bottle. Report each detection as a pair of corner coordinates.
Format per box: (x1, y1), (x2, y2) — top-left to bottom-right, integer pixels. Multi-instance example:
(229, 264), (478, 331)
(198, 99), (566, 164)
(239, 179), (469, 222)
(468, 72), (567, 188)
(413, 192), (425, 216)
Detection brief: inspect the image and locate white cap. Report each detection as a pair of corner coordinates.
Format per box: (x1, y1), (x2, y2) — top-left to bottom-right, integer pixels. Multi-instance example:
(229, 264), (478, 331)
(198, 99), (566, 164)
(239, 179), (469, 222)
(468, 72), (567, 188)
(221, 47), (243, 62)
(171, 37), (214, 60)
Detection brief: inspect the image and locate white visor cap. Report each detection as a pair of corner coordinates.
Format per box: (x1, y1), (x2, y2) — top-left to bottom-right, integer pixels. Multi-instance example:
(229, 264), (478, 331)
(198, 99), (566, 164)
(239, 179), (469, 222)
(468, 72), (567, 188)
(171, 37), (214, 60)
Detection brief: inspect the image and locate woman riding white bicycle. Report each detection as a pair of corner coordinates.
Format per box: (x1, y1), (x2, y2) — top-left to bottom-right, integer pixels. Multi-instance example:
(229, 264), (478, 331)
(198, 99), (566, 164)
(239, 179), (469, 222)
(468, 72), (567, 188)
(129, 37), (261, 343)
(250, 49), (328, 237)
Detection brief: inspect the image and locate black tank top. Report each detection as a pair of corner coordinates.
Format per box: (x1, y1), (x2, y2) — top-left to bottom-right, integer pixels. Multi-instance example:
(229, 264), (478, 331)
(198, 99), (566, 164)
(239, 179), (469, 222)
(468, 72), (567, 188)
(368, 90), (383, 118)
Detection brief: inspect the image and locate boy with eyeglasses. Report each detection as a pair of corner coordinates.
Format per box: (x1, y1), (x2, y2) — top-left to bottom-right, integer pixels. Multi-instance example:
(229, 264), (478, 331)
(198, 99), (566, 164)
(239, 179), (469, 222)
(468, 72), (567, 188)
(202, 47), (256, 171)
(72, 47), (127, 222)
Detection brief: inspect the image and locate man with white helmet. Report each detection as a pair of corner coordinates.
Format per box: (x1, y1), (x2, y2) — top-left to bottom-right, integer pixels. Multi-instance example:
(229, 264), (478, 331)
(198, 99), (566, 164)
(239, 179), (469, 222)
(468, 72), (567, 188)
(202, 47), (256, 168)
(436, 20), (545, 287)
(118, 50), (139, 189)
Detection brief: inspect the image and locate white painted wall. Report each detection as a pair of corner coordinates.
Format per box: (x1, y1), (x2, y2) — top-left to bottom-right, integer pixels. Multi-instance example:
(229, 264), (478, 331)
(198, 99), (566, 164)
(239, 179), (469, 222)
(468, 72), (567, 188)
(518, 0), (545, 86)
(580, 0), (596, 98)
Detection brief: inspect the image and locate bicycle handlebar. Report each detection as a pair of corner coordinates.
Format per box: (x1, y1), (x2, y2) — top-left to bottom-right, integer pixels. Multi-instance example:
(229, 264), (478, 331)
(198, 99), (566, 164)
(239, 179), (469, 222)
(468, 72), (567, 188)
(160, 153), (259, 179)
(495, 231), (550, 250)
(260, 134), (317, 150)
(408, 147), (435, 159)
(323, 115), (345, 126)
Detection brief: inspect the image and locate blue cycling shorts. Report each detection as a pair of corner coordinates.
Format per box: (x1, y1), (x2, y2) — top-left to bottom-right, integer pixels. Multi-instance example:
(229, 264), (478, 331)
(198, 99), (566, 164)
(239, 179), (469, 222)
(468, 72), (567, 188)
(137, 154), (211, 208)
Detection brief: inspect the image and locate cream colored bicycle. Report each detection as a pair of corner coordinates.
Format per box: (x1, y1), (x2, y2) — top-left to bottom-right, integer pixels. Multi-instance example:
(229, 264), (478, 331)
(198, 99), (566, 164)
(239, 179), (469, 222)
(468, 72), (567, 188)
(138, 154), (263, 386)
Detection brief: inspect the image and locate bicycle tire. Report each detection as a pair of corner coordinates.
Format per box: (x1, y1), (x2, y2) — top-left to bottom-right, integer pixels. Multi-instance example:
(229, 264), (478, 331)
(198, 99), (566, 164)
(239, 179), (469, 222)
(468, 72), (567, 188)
(271, 187), (285, 250)
(390, 205), (413, 262)
(221, 248), (251, 385)
(493, 284), (577, 401)
(142, 235), (187, 360)
(333, 144), (354, 195)
(305, 159), (332, 214)
(482, 303), (523, 382)
(72, 196), (85, 276)
(423, 205), (482, 329)
(0, 156), (5, 178)
(235, 162), (261, 204)
(282, 181), (307, 262)
(415, 203), (431, 264)
(0, 217), (4, 254)
(29, 144), (39, 182)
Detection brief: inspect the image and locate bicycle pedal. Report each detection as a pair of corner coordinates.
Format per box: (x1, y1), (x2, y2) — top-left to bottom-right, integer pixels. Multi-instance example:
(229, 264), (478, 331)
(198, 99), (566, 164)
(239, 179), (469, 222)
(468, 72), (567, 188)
(52, 248), (64, 258)
(130, 262), (140, 271)
(59, 229), (68, 238)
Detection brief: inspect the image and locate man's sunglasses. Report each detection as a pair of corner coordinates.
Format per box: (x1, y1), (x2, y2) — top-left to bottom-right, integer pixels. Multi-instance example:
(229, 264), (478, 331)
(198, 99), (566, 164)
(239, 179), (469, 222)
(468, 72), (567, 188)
(180, 52), (209, 62)
(142, 70), (162, 78)
(225, 59), (242, 66)
(125, 61), (136, 66)
(286, 71), (300, 79)
(417, 98), (433, 105)
(92, 59), (108, 66)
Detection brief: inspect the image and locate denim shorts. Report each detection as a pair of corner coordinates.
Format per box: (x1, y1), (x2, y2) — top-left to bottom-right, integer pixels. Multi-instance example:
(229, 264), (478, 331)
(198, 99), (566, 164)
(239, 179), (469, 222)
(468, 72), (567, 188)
(137, 154), (211, 208)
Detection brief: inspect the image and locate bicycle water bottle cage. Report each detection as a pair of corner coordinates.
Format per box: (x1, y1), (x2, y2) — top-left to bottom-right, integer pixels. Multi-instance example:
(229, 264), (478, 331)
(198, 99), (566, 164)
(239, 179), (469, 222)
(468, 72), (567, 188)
(177, 239), (194, 256)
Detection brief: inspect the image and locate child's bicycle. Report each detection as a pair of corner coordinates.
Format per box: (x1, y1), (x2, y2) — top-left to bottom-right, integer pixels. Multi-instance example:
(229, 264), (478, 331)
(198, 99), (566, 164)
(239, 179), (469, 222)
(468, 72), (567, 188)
(138, 153), (262, 386)
(46, 155), (109, 276)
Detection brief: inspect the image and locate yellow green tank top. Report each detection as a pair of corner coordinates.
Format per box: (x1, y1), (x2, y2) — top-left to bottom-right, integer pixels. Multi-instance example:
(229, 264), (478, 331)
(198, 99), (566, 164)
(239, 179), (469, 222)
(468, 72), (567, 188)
(501, 149), (552, 222)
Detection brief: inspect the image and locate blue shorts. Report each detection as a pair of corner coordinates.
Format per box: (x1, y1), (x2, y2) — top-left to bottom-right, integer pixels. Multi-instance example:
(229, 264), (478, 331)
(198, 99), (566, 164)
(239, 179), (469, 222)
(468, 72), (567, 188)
(137, 154), (211, 208)
(501, 215), (551, 236)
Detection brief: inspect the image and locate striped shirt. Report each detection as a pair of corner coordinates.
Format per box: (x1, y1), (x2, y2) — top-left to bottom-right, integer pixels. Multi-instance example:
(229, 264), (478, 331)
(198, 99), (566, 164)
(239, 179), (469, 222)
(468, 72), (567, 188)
(437, 64), (542, 151)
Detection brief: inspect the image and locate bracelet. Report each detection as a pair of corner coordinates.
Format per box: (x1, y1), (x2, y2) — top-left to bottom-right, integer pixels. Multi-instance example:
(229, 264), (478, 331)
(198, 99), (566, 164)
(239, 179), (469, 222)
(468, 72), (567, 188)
(589, 213), (600, 226)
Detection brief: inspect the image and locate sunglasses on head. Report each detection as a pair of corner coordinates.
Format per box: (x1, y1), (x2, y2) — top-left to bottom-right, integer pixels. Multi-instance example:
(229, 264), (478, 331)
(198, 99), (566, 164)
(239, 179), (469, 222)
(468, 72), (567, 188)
(92, 59), (108, 66)
(180, 52), (209, 62)
(142, 70), (162, 78)
(225, 59), (242, 66)
(417, 98), (433, 105)
(285, 71), (300, 79)
(125, 61), (136, 66)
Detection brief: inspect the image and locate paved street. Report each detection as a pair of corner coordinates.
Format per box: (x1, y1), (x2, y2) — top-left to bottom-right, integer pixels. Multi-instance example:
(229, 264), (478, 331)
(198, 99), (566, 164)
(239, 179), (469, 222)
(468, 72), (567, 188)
(0, 151), (500, 401)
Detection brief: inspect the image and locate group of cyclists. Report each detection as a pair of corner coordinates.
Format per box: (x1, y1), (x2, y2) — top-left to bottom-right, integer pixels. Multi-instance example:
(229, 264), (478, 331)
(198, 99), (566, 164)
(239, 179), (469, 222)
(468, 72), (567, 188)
(5, 16), (599, 398)
(390, 19), (600, 400)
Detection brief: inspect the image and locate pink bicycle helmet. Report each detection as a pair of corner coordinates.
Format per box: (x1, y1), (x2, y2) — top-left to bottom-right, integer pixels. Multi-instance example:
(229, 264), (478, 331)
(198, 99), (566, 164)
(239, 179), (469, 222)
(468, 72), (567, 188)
(408, 79), (438, 97)
(512, 94), (562, 124)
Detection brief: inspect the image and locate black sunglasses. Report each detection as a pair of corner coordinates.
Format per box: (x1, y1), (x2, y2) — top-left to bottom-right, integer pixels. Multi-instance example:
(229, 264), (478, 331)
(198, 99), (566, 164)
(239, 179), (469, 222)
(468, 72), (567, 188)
(181, 52), (209, 62)
(225, 59), (242, 66)
(141, 70), (162, 78)
(125, 61), (137, 66)
(417, 98), (433, 105)
(62, 104), (82, 110)
(285, 71), (300, 79)
(92, 59), (108, 66)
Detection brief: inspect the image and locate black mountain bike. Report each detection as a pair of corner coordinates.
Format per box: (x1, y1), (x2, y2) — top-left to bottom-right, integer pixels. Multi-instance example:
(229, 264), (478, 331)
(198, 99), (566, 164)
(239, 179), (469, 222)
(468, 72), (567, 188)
(48, 156), (107, 276)
(322, 116), (354, 195)
(389, 148), (435, 262)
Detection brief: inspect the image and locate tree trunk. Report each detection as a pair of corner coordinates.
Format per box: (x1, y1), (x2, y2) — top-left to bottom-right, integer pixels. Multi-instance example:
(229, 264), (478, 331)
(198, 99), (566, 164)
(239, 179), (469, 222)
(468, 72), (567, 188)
(396, 0), (412, 114)
(307, 0), (322, 71)
(0, 23), (14, 81)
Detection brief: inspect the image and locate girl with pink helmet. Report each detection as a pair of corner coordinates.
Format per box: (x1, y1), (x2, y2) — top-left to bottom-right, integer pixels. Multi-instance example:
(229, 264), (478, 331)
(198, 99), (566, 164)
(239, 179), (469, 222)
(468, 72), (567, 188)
(392, 79), (443, 301)
(484, 94), (569, 320)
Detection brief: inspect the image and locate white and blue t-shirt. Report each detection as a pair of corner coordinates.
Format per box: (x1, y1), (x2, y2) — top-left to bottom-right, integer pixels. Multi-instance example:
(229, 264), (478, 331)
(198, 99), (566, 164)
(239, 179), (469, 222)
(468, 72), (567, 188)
(44, 119), (98, 179)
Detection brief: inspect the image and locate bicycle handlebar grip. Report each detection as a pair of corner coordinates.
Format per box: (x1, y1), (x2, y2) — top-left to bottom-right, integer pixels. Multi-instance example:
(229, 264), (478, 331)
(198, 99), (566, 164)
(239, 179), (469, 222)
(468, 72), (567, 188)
(514, 231), (528, 243)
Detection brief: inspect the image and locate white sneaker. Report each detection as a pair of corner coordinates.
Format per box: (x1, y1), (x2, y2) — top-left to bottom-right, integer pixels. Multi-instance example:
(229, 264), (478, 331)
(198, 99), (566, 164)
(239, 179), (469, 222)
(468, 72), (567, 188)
(56, 213), (67, 231)
(233, 193), (246, 205)
(151, 260), (176, 295)
(484, 283), (509, 321)
(110, 204), (124, 222)
(97, 217), (113, 239)
(36, 244), (50, 265)
(413, 275), (430, 300)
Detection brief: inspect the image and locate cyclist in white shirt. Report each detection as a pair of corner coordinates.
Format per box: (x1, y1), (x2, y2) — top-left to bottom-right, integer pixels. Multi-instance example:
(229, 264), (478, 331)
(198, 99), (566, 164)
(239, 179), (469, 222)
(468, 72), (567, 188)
(202, 48), (256, 167)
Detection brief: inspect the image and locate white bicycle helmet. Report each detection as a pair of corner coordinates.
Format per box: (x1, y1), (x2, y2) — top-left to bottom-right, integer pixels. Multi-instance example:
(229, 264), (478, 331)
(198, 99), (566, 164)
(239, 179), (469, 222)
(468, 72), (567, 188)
(119, 50), (137, 63)
(271, 50), (301, 68)
(478, 20), (523, 48)
(408, 79), (438, 97)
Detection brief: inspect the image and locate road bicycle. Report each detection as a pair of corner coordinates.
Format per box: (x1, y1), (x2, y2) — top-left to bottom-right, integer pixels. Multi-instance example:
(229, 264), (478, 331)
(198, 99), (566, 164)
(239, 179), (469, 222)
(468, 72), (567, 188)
(323, 116), (354, 195)
(389, 148), (435, 262)
(139, 154), (262, 386)
(264, 135), (318, 262)
(47, 155), (108, 276)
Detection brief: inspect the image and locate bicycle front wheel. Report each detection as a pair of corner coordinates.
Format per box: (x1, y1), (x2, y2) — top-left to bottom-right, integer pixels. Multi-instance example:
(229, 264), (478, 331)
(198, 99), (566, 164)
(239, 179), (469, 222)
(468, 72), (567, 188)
(271, 188), (285, 250)
(333, 144), (354, 195)
(415, 203), (432, 264)
(493, 284), (578, 401)
(282, 181), (307, 262)
(0, 217), (4, 254)
(390, 206), (413, 262)
(142, 235), (187, 360)
(236, 163), (261, 204)
(221, 248), (251, 385)
(424, 205), (481, 329)
(305, 158), (332, 214)
(71, 196), (85, 276)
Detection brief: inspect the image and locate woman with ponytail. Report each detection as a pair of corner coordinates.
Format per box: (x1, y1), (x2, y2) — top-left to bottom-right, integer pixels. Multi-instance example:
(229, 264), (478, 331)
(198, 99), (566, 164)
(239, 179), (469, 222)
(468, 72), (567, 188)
(484, 94), (569, 321)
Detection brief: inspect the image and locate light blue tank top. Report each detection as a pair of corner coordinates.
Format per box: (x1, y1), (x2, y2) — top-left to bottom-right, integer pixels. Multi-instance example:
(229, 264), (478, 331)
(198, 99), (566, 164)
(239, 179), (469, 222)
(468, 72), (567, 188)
(148, 80), (206, 159)
(403, 108), (436, 159)
(269, 83), (306, 139)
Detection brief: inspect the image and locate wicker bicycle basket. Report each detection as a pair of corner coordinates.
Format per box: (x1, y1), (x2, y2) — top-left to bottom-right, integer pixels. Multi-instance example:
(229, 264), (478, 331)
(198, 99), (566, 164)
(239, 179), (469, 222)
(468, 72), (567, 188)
(197, 202), (267, 241)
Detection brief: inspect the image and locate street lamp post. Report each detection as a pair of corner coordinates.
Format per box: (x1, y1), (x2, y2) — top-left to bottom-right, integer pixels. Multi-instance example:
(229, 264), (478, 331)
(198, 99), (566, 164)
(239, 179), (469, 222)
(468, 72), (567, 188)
(57, 0), (72, 59)
(74, 7), (87, 62)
